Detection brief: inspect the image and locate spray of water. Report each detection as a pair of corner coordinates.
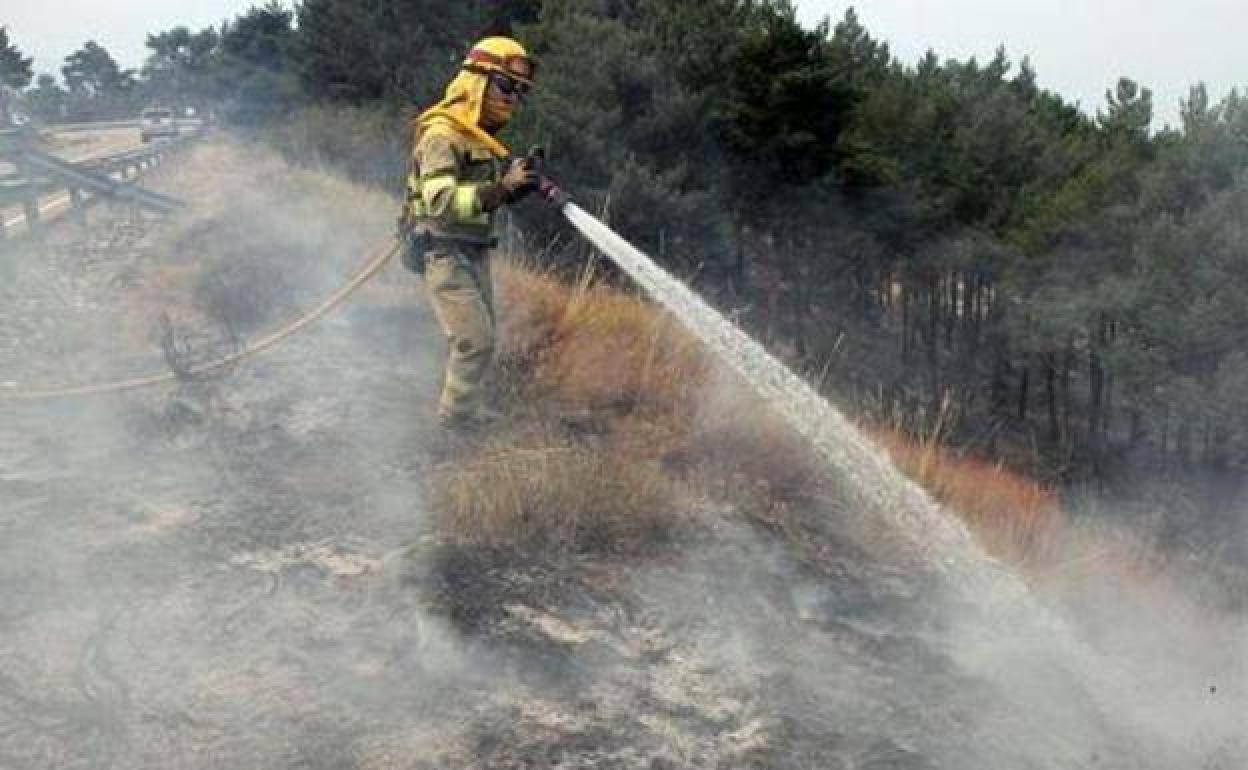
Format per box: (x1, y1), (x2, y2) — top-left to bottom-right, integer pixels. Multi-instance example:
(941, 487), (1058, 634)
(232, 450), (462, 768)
(560, 203), (1168, 742)
(564, 205), (1015, 589)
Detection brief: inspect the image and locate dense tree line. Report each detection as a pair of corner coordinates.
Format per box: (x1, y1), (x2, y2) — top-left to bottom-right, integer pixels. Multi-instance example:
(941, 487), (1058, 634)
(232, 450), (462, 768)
(9, 2), (1248, 485)
(513, 1), (1248, 484)
(6, 3), (303, 123)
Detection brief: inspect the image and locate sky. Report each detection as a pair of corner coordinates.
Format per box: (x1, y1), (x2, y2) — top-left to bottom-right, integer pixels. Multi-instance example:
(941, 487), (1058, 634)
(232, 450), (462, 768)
(7, 1), (1246, 128)
(6, 0), (250, 79)
(795, 0), (1248, 128)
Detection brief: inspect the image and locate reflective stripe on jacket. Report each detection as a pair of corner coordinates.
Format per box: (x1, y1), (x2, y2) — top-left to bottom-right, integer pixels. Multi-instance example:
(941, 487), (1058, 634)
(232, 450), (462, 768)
(406, 121), (501, 242)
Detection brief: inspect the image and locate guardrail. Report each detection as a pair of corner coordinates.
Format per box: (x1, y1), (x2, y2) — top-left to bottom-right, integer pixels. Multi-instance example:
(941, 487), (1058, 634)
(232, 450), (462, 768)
(43, 118), (204, 133)
(42, 119), (139, 132)
(0, 124), (201, 241)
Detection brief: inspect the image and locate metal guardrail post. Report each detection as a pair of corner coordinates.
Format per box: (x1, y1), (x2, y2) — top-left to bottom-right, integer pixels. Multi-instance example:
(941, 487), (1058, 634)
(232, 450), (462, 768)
(69, 186), (86, 228)
(13, 151), (41, 239)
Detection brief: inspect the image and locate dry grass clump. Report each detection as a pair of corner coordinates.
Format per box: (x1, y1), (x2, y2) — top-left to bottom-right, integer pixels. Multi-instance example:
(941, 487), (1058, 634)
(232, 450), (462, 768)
(494, 261), (707, 419)
(431, 428), (682, 554)
(871, 427), (1066, 568)
(431, 261), (706, 556)
(263, 104), (407, 191)
(440, 262), (803, 556)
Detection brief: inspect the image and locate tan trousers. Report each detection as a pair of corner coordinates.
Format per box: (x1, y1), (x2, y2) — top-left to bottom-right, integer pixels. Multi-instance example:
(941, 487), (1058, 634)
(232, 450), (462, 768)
(424, 250), (495, 420)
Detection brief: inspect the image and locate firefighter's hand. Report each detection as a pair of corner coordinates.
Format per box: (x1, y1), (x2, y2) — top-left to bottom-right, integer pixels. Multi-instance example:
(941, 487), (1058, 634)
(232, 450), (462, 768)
(500, 158), (540, 200)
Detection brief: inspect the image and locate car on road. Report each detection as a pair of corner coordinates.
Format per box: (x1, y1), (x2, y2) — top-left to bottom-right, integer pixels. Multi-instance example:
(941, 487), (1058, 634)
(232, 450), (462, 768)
(139, 107), (179, 143)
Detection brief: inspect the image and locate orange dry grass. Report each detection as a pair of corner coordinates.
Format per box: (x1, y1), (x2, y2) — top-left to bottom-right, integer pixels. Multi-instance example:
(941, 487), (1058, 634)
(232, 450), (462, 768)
(871, 427), (1066, 568)
(494, 261), (707, 418)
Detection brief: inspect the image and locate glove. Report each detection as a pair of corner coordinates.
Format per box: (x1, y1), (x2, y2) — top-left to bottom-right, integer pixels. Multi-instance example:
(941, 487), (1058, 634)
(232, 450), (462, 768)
(506, 158), (541, 199)
(480, 158), (540, 210)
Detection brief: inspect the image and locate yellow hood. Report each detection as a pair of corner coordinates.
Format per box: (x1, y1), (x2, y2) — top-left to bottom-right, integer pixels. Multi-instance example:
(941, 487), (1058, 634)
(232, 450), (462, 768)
(414, 37), (533, 160)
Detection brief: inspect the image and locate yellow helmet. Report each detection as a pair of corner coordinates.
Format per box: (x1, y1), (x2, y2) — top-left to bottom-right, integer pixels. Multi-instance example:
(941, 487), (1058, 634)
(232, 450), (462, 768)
(462, 36), (536, 89)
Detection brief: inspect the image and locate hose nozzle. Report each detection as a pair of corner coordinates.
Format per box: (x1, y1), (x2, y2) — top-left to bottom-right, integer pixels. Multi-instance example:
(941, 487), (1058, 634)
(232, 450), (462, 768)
(526, 145), (567, 209)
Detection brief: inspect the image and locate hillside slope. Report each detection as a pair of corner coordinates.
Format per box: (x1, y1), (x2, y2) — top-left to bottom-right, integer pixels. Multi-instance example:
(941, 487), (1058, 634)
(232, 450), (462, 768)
(0, 138), (1238, 769)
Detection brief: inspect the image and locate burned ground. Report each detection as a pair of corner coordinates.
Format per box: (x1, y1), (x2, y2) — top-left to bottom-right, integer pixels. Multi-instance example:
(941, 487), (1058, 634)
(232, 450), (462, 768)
(0, 138), (1239, 769)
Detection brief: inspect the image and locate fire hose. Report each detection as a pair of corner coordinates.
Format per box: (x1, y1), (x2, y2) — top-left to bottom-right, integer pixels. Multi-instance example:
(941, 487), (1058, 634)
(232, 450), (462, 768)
(1, 238), (401, 401)
(2, 149), (570, 404)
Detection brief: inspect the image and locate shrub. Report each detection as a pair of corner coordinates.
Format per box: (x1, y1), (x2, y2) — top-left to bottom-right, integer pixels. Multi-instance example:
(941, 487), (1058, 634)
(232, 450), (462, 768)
(431, 426), (682, 555)
(494, 260), (707, 420)
(264, 104), (408, 192)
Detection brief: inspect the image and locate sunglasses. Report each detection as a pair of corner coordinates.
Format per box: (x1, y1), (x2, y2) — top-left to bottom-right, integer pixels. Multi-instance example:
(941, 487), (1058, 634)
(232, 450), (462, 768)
(490, 74), (531, 99)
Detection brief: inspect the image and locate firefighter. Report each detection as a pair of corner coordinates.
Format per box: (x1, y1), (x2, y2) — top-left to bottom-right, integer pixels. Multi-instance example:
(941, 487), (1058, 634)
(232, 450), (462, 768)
(402, 36), (540, 430)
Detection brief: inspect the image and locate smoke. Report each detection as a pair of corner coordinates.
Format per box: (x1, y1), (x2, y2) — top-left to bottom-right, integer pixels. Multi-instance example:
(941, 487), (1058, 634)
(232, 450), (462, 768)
(563, 201), (1248, 768)
(0, 136), (513, 767)
(2, 135), (1244, 769)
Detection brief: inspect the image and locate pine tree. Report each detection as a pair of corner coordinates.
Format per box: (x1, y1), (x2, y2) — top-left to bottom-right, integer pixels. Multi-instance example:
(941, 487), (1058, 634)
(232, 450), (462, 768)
(61, 41), (138, 119)
(215, 2), (301, 124)
(25, 74), (68, 122)
(142, 26), (221, 113)
(1, 26), (35, 124)
(295, 0), (491, 105)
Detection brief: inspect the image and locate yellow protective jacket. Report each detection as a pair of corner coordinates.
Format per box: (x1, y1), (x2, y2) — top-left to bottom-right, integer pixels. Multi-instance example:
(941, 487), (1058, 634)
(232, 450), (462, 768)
(406, 119), (505, 244)
(406, 39), (522, 244)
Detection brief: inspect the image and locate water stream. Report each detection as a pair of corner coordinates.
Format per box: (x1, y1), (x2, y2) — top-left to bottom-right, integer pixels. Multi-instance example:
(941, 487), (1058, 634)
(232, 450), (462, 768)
(565, 204), (1019, 594)
(561, 205), (1157, 747)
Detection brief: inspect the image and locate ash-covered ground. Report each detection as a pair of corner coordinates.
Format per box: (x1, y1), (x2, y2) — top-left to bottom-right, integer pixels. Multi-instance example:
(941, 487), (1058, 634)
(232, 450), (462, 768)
(0, 138), (1241, 769)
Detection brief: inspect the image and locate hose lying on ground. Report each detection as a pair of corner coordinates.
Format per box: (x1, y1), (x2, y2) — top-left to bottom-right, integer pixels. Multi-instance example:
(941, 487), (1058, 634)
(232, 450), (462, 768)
(1, 238), (400, 402)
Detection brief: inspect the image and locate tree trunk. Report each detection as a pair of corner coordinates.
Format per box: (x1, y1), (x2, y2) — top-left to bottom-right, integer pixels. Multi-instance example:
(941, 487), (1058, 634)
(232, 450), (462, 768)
(962, 271), (976, 351)
(1061, 338), (1074, 450)
(945, 273), (957, 350)
(1088, 346), (1104, 467)
(1103, 318), (1114, 449)
(901, 280), (910, 363)
(1046, 353), (1060, 442)
(1159, 404), (1170, 463)
(1018, 353), (1030, 421)
(928, 273), (938, 359)
(1177, 421), (1191, 469)
(1211, 423), (1229, 470)
(1127, 406), (1144, 449)
(733, 220), (747, 297)
(792, 238), (808, 359)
